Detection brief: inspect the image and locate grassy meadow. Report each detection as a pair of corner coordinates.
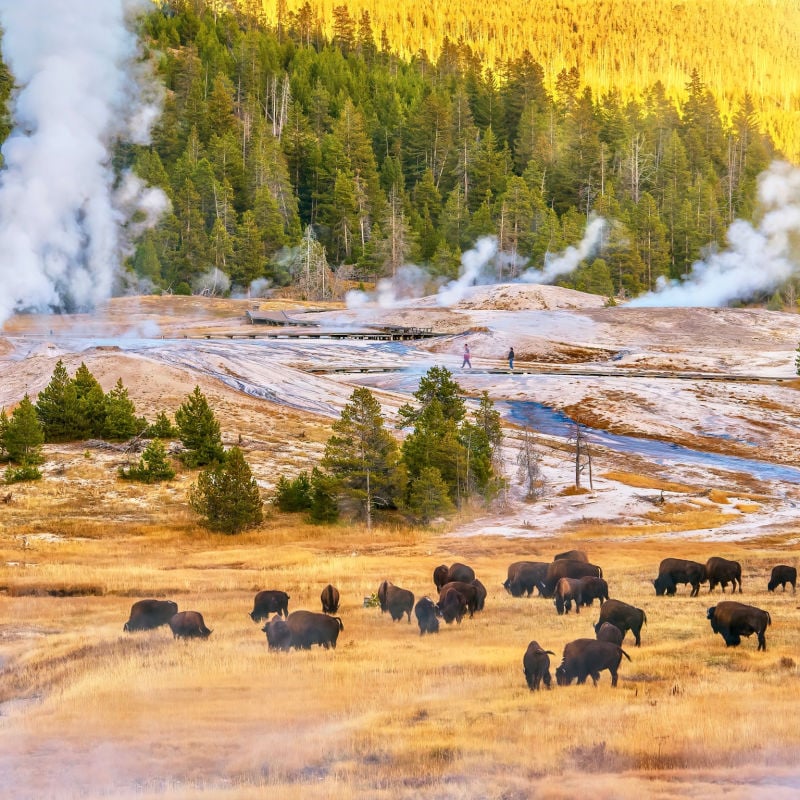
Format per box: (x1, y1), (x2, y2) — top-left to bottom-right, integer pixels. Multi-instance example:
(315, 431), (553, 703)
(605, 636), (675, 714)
(2, 454), (800, 799)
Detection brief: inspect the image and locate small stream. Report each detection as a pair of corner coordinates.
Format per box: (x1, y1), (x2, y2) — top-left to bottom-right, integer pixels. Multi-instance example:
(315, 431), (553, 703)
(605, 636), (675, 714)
(503, 400), (800, 484)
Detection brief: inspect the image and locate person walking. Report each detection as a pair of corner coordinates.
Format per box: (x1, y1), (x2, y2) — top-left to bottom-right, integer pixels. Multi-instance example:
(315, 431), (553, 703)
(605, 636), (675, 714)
(462, 343), (472, 369)
(508, 346), (515, 370)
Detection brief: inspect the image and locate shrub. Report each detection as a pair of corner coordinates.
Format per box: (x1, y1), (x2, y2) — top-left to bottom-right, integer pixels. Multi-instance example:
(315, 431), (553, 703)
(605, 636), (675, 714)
(119, 439), (176, 483)
(5, 464), (42, 484)
(273, 472), (312, 512)
(175, 386), (225, 467)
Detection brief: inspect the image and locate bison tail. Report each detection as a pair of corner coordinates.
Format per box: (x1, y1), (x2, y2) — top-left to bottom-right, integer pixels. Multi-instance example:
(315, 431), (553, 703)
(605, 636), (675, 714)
(620, 648), (632, 661)
(545, 650), (555, 655)
(334, 617), (344, 631)
(642, 610), (648, 625)
(766, 611), (772, 627)
(123, 622), (130, 632)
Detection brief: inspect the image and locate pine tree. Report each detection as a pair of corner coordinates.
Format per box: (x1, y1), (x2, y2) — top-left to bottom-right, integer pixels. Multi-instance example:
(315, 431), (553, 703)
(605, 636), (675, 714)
(406, 466), (454, 524)
(72, 363), (106, 439)
(321, 387), (404, 528)
(0, 410), (8, 461)
(147, 411), (177, 439)
(398, 366), (466, 428)
(119, 439), (176, 483)
(273, 471), (312, 512)
(188, 446), (263, 534)
(36, 360), (79, 442)
(102, 379), (141, 441)
(308, 467), (340, 524)
(175, 386), (225, 467)
(3, 396), (44, 466)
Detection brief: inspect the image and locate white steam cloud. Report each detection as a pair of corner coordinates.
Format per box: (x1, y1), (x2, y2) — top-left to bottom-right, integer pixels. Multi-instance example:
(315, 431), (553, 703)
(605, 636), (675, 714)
(630, 161), (800, 307)
(520, 216), (606, 284)
(0, 0), (167, 326)
(437, 236), (498, 306)
(346, 264), (431, 309)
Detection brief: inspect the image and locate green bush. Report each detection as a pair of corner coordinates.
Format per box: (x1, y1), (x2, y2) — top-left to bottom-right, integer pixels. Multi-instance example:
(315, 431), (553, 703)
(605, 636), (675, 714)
(273, 472), (312, 512)
(119, 439), (176, 484)
(5, 464), (42, 484)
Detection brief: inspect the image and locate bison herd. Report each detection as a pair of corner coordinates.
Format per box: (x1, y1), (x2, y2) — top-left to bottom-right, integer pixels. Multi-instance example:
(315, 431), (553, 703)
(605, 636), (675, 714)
(121, 551), (793, 691)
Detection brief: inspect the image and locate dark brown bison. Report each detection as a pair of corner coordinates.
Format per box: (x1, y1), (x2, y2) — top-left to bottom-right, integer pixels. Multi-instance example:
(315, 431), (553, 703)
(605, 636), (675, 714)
(414, 597), (440, 635)
(768, 565), (797, 593)
(653, 558), (707, 596)
(249, 590), (290, 622)
(123, 599), (178, 632)
(471, 578), (487, 611)
(320, 584), (340, 614)
(263, 610), (344, 650)
(437, 586), (467, 624)
(705, 557), (742, 594)
(577, 576), (609, 606)
(541, 559), (603, 598)
(433, 562), (476, 591)
(707, 601), (771, 651)
(438, 581), (480, 618)
(555, 639), (631, 687)
(168, 611), (212, 639)
(594, 599), (647, 646)
(554, 577), (583, 615)
(554, 549), (588, 563)
(377, 581), (415, 622)
(503, 561), (549, 597)
(523, 641), (555, 690)
(595, 622), (624, 646)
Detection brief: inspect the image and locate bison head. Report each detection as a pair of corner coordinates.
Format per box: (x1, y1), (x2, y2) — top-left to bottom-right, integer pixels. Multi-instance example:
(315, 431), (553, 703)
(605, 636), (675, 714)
(555, 664), (570, 686)
(653, 575), (674, 596)
(263, 617), (291, 650)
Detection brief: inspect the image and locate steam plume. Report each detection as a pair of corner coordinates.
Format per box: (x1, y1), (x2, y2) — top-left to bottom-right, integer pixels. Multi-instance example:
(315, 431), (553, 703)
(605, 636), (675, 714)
(437, 236), (498, 306)
(0, 0), (167, 327)
(520, 216), (606, 284)
(630, 161), (800, 307)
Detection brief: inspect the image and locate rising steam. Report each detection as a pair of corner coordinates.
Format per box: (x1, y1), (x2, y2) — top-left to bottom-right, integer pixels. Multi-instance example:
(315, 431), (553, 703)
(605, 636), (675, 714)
(0, 0), (167, 327)
(630, 161), (800, 307)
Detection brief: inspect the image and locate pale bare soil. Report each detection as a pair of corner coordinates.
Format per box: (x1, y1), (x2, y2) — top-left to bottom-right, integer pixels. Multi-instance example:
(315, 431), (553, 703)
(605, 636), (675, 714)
(2, 290), (800, 798)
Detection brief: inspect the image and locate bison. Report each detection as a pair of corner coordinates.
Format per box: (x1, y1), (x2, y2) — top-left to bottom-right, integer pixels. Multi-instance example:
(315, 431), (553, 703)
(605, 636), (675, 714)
(503, 561), (549, 597)
(706, 557), (742, 594)
(554, 549), (588, 563)
(414, 597), (440, 635)
(523, 641), (555, 691)
(707, 601), (771, 651)
(433, 562), (476, 591)
(554, 577), (583, 615)
(577, 576), (609, 607)
(123, 599), (178, 632)
(438, 581), (480, 618)
(249, 590), (290, 622)
(768, 565), (796, 593)
(471, 578), (487, 611)
(263, 610), (344, 650)
(541, 559), (603, 598)
(653, 557), (707, 597)
(377, 581), (415, 622)
(594, 599), (647, 647)
(320, 584), (340, 614)
(555, 639), (631, 687)
(168, 611), (212, 640)
(595, 622), (624, 646)
(437, 586), (468, 624)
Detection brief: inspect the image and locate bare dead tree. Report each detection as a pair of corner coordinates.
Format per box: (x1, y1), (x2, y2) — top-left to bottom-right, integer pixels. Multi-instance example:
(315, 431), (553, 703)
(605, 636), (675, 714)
(568, 421), (593, 490)
(516, 427), (547, 501)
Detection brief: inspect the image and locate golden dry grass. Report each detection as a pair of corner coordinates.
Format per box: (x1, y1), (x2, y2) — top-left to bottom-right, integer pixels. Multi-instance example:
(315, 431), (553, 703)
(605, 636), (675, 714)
(3, 473), (800, 799)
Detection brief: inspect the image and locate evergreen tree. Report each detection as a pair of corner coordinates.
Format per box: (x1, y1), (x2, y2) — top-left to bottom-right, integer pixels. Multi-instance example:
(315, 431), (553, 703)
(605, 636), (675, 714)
(321, 387), (404, 528)
(103, 379), (141, 441)
(147, 411), (177, 439)
(308, 466), (340, 523)
(273, 471), (313, 512)
(36, 360), (79, 442)
(175, 386), (225, 467)
(188, 446), (263, 534)
(0, 409), (8, 461)
(398, 365), (466, 428)
(72, 362), (106, 439)
(119, 439), (176, 483)
(2, 396), (44, 466)
(406, 466), (454, 523)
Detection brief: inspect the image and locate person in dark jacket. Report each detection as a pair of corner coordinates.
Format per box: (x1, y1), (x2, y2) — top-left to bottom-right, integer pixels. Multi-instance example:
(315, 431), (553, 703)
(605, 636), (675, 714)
(508, 347), (515, 369)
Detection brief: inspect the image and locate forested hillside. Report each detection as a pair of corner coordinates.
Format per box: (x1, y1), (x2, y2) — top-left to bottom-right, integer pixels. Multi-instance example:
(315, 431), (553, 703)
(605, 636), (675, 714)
(128, 1), (781, 301)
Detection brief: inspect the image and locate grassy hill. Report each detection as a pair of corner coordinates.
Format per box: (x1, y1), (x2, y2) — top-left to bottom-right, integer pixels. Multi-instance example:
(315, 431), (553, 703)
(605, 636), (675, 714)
(250, 0), (800, 161)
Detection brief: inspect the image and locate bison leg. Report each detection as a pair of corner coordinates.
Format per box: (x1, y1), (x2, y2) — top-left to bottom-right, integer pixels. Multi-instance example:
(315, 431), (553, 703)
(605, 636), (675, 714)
(609, 667), (618, 687)
(633, 626), (642, 647)
(690, 582), (700, 597)
(757, 631), (767, 651)
(543, 670), (552, 689)
(589, 671), (600, 687)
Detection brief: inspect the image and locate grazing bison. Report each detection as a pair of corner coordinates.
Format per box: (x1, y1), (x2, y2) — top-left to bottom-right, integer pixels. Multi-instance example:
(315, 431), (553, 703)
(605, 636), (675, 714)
(577, 576), (609, 607)
(414, 597), (440, 635)
(263, 610), (344, 650)
(595, 622), (624, 646)
(768, 565), (797, 593)
(168, 611), (212, 639)
(377, 581), (415, 622)
(555, 639), (631, 687)
(437, 587), (468, 624)
(554, 577), (583, 615)
(595, 599), (647, 647)
(433, 562), (476, 591)
(554, 549), (588, 563)
(541, 559), (603, 598)
(249, 590), (290, 622)
(320, 584), (340, 614)
(503, 561), (549, 597)
(653, 557), (707, 597)
(523, 641), (555, 691)
(438, 581), (480, 618)
(707, 601), (771, 651)
(471, 578), (487, 611)
(706, 557), (742, 594)
(123, 599), (178, 632)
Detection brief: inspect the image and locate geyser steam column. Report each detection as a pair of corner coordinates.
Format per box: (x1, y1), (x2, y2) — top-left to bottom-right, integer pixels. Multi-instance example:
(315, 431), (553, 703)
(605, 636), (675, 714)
(0, 0), (167, 326)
